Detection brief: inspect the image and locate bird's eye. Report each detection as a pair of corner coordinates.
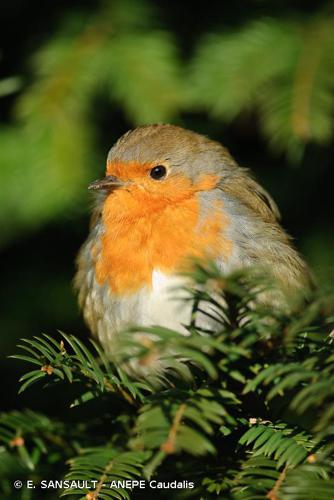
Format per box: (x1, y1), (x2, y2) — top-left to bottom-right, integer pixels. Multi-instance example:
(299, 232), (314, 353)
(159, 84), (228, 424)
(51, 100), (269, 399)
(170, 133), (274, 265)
(149, 165), (167, 180)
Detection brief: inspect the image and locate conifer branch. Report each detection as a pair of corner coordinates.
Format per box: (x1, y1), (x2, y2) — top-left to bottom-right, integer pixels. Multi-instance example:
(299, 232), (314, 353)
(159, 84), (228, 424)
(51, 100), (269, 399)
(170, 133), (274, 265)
(3, 266), (333, 498)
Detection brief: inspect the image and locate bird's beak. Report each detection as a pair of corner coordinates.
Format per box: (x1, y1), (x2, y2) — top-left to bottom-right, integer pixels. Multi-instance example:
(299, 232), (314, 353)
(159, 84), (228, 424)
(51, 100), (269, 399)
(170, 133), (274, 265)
(88, 175), (126, 191)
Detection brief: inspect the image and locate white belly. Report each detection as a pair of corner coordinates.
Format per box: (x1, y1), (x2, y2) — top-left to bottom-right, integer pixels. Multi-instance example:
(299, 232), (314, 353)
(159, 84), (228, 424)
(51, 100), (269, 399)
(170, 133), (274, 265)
(142, 270), (192, 332)
(107, 271), (192, 333)
(92, 269), (223, 355)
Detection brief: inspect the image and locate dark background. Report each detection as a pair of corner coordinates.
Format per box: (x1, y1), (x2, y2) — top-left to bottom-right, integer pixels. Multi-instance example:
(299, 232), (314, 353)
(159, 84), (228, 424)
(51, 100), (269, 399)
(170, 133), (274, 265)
(0, 0), (333, 418)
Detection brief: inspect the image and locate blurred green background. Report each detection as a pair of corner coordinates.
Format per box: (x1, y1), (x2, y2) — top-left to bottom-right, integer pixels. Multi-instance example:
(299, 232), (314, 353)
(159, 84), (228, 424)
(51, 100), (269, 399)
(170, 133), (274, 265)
(0, 0), (333, 414)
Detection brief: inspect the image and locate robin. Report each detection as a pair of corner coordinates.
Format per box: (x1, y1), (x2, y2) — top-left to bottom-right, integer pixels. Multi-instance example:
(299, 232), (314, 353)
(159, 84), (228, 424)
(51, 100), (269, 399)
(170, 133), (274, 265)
(75, 124), (311, 361)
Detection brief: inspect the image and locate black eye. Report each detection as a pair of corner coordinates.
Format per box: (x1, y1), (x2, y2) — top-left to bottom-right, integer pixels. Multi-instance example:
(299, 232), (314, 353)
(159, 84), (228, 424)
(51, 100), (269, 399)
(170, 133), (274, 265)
(150, 165), (167, 180)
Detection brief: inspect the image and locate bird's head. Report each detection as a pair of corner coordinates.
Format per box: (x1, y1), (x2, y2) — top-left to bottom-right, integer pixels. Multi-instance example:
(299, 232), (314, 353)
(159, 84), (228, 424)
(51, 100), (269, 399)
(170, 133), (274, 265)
(89, 124), (237, 213)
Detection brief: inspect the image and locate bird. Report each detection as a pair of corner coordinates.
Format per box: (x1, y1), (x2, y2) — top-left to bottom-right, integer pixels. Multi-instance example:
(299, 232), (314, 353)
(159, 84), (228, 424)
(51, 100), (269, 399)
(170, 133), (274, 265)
(75, 124), (311, 366)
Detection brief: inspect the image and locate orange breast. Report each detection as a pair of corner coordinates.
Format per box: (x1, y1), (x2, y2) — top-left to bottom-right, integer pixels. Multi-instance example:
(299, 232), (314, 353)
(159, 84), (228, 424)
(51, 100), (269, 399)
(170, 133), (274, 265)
(94, 177), (232, 295)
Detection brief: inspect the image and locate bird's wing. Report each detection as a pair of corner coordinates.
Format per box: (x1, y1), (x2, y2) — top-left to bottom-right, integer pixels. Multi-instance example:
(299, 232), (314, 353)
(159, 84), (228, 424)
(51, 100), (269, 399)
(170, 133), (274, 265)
(220, 171), (281, 223)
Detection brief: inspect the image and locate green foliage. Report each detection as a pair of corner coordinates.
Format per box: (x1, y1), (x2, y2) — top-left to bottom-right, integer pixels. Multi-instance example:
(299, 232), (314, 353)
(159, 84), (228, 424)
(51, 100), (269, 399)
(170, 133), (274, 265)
(0, 0), (183, 245)
(63, 449), (148, 499)
(1, 1), (334, 245)
(190, 14), (334, 161)
(11, 332), (147, 403)
(0, 409), (78, 475)
(239, 423), (312, 469)
(3, 265), (334, 499)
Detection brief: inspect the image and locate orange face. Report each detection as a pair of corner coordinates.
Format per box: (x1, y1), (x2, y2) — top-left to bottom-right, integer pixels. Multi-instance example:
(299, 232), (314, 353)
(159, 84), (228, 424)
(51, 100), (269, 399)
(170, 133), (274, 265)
(94, 160), (231, 295)
(105, 159), (220, 208)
